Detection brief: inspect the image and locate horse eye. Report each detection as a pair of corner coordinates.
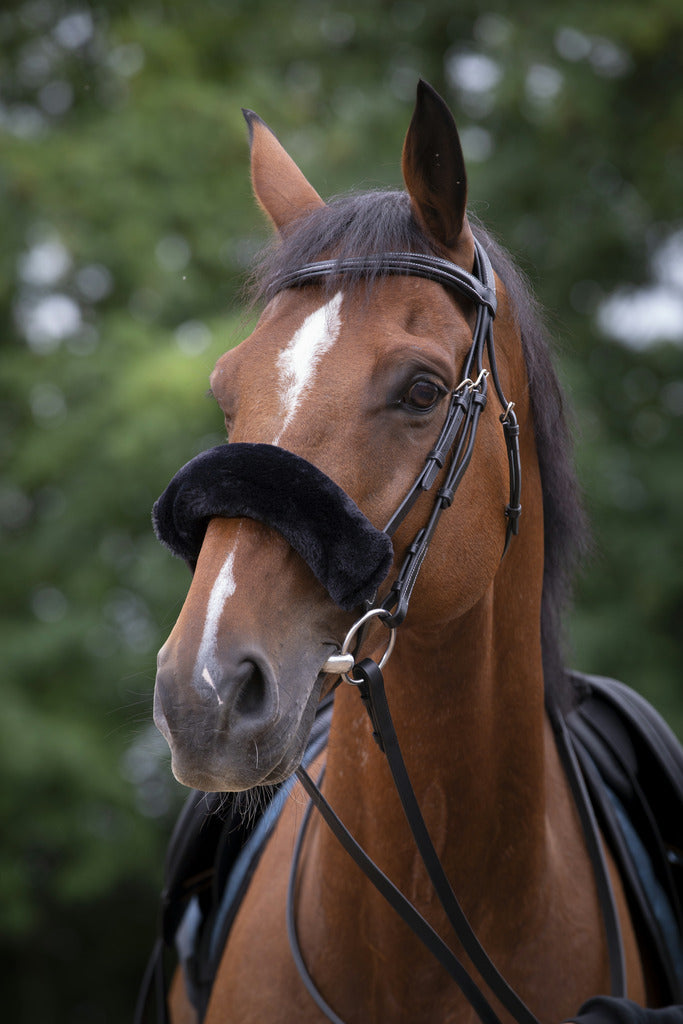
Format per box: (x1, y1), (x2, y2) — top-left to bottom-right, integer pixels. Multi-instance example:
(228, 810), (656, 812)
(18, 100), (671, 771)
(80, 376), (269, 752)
(403, 379), (444, 412)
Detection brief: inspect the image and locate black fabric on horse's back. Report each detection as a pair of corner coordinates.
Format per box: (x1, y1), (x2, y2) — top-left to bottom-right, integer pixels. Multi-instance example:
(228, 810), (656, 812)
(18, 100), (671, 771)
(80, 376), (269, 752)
(567, 673), (683, 1003)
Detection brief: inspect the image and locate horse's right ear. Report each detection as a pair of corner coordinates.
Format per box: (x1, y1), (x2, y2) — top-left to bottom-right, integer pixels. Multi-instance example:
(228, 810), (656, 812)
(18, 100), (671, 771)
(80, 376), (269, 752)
(242, 110), (325, 233)
(402, 81), (474, 267)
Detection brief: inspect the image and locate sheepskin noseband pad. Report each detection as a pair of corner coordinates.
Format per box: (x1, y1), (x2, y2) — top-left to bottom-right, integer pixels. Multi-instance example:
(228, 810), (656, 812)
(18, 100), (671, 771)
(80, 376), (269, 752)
(152, 443), (394, 611)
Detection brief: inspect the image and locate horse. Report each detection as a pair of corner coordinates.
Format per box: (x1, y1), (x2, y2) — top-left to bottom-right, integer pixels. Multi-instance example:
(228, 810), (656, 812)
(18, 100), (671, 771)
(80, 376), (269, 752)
(147, 81), (678, 1023)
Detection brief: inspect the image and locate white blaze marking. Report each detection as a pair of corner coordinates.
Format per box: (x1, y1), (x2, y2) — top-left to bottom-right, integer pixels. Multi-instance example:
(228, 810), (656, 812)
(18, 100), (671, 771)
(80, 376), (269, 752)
(192, 296), (343, 691)
(273, 291), (343, 443)
(195, 536), (239, 694)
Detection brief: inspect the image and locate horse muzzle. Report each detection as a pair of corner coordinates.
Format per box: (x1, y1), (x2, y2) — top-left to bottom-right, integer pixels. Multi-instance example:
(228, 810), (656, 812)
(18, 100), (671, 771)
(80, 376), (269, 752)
(153, 630), (328, 792)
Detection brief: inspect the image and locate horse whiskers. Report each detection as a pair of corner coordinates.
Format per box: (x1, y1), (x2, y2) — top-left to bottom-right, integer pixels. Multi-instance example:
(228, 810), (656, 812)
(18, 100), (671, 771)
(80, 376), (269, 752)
(233, 784), (278, 830)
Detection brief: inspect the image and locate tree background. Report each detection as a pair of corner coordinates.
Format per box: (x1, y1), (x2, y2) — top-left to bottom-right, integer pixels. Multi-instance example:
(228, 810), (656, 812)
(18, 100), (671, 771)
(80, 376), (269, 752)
(1, 1), (681, 1020)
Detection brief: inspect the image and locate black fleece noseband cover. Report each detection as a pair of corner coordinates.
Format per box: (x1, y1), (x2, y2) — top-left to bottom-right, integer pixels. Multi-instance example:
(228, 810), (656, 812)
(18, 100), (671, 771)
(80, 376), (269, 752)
(152, 443), (393, 611)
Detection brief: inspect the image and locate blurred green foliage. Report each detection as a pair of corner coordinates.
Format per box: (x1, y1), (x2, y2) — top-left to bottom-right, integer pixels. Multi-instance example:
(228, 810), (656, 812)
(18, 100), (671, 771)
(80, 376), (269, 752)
(0, 1), (681, 1019)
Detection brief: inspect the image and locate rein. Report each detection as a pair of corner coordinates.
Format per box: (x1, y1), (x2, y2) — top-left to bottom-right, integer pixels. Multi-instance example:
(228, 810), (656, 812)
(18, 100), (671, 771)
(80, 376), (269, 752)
(288, 656), (628, 1024)
(277, 240), (627, 1023)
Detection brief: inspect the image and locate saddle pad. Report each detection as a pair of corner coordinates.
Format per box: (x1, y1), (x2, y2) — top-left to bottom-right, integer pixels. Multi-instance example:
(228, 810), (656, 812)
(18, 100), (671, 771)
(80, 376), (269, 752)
(566, 672), (683, 1002)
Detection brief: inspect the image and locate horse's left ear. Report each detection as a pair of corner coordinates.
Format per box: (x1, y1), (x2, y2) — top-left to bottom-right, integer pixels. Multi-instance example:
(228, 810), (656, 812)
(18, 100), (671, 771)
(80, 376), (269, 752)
(243, 109), (326, 233)
(402, 80), (475, 267)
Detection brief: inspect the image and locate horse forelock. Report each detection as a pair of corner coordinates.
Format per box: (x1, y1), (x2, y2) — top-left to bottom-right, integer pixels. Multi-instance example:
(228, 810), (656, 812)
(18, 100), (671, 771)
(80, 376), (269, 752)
(247, 190), (588, 711)
(247, 190), (437, 300)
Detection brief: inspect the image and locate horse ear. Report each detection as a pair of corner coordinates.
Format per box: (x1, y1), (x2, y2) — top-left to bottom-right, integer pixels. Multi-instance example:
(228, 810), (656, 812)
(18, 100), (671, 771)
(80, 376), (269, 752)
(243, 109), (325, 232)
(402, 81), (474, 265)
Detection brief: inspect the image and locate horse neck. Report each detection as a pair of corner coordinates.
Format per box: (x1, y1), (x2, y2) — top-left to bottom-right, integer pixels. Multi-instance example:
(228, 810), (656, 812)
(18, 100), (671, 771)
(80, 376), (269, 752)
(318, 533), (549, 909)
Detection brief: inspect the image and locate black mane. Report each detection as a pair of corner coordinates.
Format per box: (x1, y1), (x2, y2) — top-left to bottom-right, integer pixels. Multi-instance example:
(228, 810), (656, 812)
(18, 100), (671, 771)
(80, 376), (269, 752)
(249, 190), (588, 709)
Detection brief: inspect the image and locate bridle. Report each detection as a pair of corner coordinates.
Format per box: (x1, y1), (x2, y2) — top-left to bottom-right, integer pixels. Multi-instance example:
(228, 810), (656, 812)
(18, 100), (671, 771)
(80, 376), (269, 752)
(270, 238), (522, 637)
(271, 236), (521, 675)
(269, 238), (627, 1024)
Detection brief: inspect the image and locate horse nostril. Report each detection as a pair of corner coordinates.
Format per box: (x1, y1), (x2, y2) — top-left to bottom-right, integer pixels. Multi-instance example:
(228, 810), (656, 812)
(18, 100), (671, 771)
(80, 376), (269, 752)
(233, 659), (268, 717)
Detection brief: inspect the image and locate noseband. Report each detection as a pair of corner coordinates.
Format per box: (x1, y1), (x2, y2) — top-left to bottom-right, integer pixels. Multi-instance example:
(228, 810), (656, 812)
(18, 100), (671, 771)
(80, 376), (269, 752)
(152, 442), (393, 611)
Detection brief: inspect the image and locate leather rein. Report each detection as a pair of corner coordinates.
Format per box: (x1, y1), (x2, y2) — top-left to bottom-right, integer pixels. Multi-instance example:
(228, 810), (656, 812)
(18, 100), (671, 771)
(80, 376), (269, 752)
(270, 239), (628, 1023)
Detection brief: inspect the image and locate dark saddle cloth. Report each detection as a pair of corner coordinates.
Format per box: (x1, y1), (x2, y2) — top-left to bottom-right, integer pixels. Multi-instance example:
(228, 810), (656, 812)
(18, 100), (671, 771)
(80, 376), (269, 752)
(565, 672), (683, 1003)
(136, 676), (683, 1021)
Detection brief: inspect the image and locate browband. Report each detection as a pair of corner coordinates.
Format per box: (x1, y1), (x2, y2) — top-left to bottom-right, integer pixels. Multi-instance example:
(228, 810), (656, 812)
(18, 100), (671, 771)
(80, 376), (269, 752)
(266, 251), (497, 314)
(152, 443), (394, 611)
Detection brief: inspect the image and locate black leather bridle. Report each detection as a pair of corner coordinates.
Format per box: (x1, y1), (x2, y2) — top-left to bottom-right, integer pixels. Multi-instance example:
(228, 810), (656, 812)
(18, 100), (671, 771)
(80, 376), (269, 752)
(269, 238), (627, 1024)
(270, 238), (521, 629)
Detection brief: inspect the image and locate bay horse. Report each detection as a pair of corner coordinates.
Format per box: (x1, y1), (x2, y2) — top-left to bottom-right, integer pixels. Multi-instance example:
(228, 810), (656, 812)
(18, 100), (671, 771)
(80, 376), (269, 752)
(150, 81), (663, 1023)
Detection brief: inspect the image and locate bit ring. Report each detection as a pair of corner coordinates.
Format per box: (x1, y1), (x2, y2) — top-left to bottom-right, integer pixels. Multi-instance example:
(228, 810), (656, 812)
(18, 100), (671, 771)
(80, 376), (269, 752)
(339, 607), (396, 685)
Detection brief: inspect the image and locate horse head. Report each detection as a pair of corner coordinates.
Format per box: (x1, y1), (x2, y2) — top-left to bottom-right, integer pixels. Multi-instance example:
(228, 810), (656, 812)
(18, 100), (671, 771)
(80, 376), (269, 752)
(152, 81), (541, 793)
